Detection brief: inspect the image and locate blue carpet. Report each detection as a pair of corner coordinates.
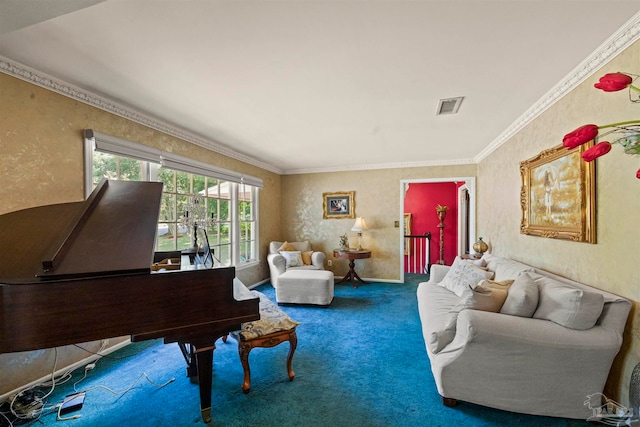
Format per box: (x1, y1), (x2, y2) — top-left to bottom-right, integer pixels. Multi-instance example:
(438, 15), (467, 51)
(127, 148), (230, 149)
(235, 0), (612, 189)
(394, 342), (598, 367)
(6, 276), (591, 426)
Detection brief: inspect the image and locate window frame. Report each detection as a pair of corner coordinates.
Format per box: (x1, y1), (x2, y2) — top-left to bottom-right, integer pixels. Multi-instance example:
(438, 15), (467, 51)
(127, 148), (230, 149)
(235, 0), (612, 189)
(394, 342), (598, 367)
(83, 129), (261, 270)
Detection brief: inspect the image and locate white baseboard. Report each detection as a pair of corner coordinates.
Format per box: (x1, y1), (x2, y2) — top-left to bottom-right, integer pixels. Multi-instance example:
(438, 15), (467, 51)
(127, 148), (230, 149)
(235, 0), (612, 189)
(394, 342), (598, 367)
(0, 338), (132, 404)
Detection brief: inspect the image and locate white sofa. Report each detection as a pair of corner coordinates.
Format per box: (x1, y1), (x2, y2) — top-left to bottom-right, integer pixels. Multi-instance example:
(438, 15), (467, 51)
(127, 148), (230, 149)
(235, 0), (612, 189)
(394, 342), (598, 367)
(417, 253), (631, 420)
(267, 241), (326, 288)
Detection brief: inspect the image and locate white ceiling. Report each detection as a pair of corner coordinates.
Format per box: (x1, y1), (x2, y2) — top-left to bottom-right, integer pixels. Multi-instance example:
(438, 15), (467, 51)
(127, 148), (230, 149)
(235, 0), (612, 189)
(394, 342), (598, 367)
(1, 1), (639, 174)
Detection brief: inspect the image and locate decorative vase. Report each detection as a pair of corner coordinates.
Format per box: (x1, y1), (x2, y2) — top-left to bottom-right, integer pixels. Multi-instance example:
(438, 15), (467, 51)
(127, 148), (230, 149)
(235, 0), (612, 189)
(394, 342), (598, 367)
(473, 237), (488, 257)
(339, 233), (349, 250)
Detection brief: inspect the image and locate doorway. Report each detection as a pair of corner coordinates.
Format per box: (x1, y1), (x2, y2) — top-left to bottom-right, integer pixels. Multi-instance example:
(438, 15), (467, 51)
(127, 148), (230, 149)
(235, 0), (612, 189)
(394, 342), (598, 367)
(399, 177), (476, 282)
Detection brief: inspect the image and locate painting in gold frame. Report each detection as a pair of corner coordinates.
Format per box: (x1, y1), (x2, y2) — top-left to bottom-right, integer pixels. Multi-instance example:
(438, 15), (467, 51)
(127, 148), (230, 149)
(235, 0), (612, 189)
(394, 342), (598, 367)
(323, 191), (355, 219)
(520, 141), (595, 243)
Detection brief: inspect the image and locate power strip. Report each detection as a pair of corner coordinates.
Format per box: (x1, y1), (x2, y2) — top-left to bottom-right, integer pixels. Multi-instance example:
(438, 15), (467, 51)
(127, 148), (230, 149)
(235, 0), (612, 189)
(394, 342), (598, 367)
(11, 391), (43, 419)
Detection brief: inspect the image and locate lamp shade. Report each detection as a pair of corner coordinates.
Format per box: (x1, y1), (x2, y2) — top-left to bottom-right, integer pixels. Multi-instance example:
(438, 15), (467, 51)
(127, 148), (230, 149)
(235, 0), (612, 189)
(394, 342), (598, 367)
(351, 217), (368, 232)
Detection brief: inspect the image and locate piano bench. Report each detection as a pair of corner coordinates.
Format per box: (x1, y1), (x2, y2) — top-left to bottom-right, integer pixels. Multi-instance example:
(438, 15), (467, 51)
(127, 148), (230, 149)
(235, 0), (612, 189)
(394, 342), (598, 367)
(229, 291), (299, 394)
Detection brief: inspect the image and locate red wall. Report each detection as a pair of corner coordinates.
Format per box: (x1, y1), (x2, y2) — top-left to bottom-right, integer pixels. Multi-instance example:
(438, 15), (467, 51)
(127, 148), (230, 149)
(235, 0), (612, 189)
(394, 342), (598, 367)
(404, 182), (459, 268)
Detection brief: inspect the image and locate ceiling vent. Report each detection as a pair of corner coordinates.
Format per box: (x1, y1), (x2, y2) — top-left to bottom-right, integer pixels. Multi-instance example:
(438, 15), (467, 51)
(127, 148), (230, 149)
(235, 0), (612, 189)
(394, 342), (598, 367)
(436, 97), (464, 115)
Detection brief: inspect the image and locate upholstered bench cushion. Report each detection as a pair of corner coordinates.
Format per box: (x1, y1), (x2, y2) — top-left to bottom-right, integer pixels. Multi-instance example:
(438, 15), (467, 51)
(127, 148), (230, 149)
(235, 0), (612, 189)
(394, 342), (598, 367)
(236, 291), (299, 340)
(276, 270), (334, 305)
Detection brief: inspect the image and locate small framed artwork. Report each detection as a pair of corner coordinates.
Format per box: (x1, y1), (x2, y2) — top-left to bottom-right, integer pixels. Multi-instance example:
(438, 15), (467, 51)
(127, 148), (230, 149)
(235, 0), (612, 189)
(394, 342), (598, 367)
(323, 191), (355, 219)
(520, 141), (596, 243)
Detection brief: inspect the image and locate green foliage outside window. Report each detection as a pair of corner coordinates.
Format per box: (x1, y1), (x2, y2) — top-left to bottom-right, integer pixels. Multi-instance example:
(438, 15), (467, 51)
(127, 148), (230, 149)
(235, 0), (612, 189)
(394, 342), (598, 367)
(92, 150), (256, 264)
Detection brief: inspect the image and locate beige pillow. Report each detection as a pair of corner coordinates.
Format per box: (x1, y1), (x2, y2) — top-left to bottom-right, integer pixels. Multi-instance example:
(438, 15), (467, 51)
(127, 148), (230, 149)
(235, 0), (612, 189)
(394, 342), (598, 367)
(301, 251), (313, 265)
(277, 241), (296, 252)
(429, 284), (508, 354)
(458, 284), (509, 312)
(477, 279), (514, 291)
(438, 257), (495, 297)
(533, 276), (604, 330)
(500, 273), (539, 317)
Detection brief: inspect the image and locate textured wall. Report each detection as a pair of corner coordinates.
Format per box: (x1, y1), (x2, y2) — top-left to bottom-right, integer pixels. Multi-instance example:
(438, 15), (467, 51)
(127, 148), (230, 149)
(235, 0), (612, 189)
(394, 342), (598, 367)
(0, 72), (281, 396)
(281, 165), (476, 281)
(478, 40), (640, 402)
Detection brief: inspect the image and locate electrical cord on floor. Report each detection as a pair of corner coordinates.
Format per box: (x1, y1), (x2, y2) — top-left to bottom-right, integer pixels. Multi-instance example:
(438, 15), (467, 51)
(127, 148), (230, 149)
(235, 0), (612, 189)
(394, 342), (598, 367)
(81, 372), (175, 397)
(3, 342), (172, 425)
(8, 347), (59, 422)
(3, 341), (108, 426)
(0, 409), (13, 427)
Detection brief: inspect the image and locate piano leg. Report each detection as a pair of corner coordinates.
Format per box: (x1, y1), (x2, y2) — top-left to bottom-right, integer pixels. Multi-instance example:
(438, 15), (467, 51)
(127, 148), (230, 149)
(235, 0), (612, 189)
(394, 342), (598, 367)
(170, 329), (248, 423)
(192, 343), (216, 424)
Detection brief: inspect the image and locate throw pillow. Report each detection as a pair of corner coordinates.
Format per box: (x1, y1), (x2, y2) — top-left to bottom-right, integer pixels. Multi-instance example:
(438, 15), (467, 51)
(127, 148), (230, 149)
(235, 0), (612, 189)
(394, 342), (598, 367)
(457, 284), (509, 312)
(489, 257), (535, 282)
(280, 250), (303, 268)
(473, 257), (487, 268)
(532, 276), (604, 330)
(277, 241), (296, 252)
(429, 284), (509, 354)
(476, 279), (514, 291)
(301, 251), (313, 265)
(438, 257), (495, 297)
(500, 272), (539, 317)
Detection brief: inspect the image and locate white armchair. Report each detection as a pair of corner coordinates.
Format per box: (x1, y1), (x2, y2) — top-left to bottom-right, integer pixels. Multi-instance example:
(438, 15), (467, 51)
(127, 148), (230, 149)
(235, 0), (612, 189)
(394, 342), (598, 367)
(267, 241), (326, 288)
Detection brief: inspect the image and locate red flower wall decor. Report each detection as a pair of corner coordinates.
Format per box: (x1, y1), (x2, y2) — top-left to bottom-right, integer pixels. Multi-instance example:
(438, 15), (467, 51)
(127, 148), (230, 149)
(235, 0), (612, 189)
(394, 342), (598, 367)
(563, 71), (639, 179)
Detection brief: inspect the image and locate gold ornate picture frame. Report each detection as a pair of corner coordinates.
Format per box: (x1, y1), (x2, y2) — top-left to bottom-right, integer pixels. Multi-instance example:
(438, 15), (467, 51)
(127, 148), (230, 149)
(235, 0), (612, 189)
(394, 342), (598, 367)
(323, 191), (355, 219)
(520, 142), (596, 243)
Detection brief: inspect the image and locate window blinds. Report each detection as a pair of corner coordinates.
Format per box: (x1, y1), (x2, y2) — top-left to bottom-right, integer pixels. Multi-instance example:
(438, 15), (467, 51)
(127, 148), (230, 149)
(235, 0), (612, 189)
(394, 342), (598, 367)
(84, 129), (263, 188)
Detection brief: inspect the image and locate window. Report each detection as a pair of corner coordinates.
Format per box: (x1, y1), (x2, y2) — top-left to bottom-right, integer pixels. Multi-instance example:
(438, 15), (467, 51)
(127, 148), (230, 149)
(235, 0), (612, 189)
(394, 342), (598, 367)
(84, 130), (261, 268)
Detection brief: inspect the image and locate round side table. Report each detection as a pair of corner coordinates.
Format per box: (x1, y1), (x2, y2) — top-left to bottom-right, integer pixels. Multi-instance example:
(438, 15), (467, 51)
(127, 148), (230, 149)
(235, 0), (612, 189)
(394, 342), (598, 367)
(332, 249), (372, 287)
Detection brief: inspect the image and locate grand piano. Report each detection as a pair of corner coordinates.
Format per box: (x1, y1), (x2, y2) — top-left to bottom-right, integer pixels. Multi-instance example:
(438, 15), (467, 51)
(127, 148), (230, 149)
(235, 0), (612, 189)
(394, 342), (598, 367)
(0, 179), (259, 423)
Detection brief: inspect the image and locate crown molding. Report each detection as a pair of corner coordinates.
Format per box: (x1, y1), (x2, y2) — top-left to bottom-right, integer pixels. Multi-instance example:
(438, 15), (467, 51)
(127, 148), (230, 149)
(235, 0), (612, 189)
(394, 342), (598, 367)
(283, 158), (476, 175)
(0, 56), (284, 175)
(2, 11), (638, 176)
(474, 11), (640, 163)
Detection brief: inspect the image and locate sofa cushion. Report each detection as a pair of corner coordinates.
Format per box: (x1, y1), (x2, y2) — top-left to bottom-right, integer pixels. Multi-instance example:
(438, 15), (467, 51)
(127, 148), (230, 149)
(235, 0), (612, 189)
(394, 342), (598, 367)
(429, 284), (508, 354)
(532, 274), (605, 330)
(280, 250), (303, 268)
(483, 253), (535, 282)
(438, 256), (495, 297)
(500, 272), (539, 317)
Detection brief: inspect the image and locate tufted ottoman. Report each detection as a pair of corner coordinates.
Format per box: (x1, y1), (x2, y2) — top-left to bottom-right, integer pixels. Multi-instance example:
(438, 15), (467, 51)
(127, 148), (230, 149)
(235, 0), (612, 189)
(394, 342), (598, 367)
(276, 270), (334, 306)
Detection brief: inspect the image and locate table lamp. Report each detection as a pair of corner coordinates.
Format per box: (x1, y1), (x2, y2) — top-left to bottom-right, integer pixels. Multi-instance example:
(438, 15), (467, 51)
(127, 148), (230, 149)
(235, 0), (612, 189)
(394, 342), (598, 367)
(351, 217), (368, 250)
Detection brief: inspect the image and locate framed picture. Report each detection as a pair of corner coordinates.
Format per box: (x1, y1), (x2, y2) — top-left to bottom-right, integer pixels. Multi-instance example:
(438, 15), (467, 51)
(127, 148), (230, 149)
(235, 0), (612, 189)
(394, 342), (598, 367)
(520, 142), (595, 243)
(323, 191), (355, 219)
(404, 213), (412, 255)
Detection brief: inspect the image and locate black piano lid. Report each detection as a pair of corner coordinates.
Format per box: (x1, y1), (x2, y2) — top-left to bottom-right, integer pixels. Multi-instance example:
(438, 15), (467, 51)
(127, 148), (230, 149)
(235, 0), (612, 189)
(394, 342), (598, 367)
(0, 179), (164, 283)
